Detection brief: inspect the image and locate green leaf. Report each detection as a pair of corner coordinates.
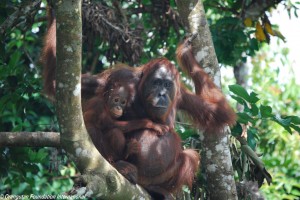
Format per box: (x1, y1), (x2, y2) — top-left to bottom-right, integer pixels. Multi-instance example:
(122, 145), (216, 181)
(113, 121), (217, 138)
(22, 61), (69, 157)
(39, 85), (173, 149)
(12, 182), (28, 194)
(36, 149), (48, 161)
(247, 128), (257, 150)
(229, 85), (260, 104)
(250, 103), (259, 116)
(291, 189), (300, 196)
(249, 92), (260, 103)
(230, 95), (246, 105)
(249, 38), (259, 51)
(243, 102), (251, 113)
(8, 51), (21, 68)
(290, 116), (300, 125)
(290, 124), (300, 134)
(260, 105), (273, 118)
(285, 183), (293, 194)
(237, 112), (254, 124)
(229, 84), (250, 101)
(274, 116), (292, 126)
(272, 116), (292, 134)
(176, 126), (198, 140)
(231, 123), (243, 137)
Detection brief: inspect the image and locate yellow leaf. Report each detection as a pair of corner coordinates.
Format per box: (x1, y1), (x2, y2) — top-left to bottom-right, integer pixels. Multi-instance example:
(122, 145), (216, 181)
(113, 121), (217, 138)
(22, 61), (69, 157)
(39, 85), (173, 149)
(264, 22), (275, 36)
(273, 30), (286, 42)
(255, 22), (266, 41)
(244, 18), (253, 27)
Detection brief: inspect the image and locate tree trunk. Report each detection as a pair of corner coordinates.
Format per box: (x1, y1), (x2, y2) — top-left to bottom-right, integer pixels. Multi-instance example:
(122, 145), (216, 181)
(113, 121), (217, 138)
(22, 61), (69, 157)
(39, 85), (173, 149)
(176, 1), (238, 199)
(55, 0), (150, 198)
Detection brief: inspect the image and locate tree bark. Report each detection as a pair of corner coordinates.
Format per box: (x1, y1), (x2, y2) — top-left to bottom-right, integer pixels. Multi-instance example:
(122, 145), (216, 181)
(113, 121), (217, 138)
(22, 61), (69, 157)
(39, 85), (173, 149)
(54, 0), (150, 198)
(176, 1), (238, 199)
(234, 62), (248, 112)
(0, 132), (60, 147)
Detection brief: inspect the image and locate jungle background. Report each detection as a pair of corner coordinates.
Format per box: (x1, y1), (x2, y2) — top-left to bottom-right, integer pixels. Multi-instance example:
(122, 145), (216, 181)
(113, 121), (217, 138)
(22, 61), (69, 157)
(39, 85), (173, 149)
(0, 0), (300, 199)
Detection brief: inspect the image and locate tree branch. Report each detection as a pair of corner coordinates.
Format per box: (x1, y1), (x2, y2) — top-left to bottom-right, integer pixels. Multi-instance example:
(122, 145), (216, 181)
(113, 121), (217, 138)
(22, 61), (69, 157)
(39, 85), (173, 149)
(55, 0), (150, 198)
(0, 132), (60, 147)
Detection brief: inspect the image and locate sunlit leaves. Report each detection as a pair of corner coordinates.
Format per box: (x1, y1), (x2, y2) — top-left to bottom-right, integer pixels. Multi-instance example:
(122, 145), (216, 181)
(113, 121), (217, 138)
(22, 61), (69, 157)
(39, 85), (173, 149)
(255, 21), (266, 42)
(264, 22), (274, 36)
(244, 18), (252, 27)
(229, 84), (259, 103)
(229, 84), (300, 135)
(260, 105), (273, 118)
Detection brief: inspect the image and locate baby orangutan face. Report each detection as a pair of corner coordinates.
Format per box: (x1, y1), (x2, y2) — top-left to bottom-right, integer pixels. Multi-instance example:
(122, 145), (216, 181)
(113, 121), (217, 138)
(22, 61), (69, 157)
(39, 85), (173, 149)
(107, 84), (132, 119)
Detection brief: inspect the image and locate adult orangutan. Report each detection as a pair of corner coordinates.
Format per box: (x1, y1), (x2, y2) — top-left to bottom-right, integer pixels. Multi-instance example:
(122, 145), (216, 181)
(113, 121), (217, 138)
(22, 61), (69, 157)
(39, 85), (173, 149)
(122, 59), (200, 198)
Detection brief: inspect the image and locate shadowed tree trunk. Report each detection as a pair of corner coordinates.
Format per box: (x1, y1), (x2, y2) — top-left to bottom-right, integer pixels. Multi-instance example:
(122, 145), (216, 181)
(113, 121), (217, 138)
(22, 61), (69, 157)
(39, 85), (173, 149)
(176, 0), (238, 199)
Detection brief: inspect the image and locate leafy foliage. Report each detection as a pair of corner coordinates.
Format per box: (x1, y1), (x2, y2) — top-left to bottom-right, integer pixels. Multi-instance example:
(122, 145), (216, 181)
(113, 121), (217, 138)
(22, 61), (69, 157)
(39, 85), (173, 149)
(230, 84), (300, 137)
(229, 84), (300, 186)
(210, 17), (260, 66)
(247, 44), (300, 199)
(0, 147), (75, 194)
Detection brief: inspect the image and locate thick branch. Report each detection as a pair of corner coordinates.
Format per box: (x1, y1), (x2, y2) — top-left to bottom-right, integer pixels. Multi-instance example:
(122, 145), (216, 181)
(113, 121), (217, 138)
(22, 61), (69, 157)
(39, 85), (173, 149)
(55, 0), (150, 198)
(0, 132), (60, 147)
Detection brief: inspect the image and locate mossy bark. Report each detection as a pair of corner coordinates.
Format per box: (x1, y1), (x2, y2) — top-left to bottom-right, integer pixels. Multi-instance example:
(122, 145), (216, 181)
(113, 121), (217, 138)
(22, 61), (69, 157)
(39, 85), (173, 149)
(176, 1), (238, 199)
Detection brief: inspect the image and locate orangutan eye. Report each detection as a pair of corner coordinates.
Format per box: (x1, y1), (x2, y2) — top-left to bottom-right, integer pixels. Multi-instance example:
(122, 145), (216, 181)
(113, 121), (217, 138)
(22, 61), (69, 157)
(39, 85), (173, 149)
(164, 81), (172, 88)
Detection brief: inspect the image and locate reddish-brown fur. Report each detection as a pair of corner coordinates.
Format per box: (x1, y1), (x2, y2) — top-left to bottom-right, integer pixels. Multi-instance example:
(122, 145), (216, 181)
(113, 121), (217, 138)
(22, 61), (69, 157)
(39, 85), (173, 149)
(41, 5), (56, 98)
(83, 67), (169, 164)
(176, 39), (236, 133)
(122, 59), (199, 198)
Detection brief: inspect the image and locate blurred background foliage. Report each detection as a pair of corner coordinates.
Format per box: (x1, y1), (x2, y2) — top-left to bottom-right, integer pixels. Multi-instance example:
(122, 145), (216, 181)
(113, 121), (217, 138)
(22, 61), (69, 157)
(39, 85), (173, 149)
(0, 0), (299, 199)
